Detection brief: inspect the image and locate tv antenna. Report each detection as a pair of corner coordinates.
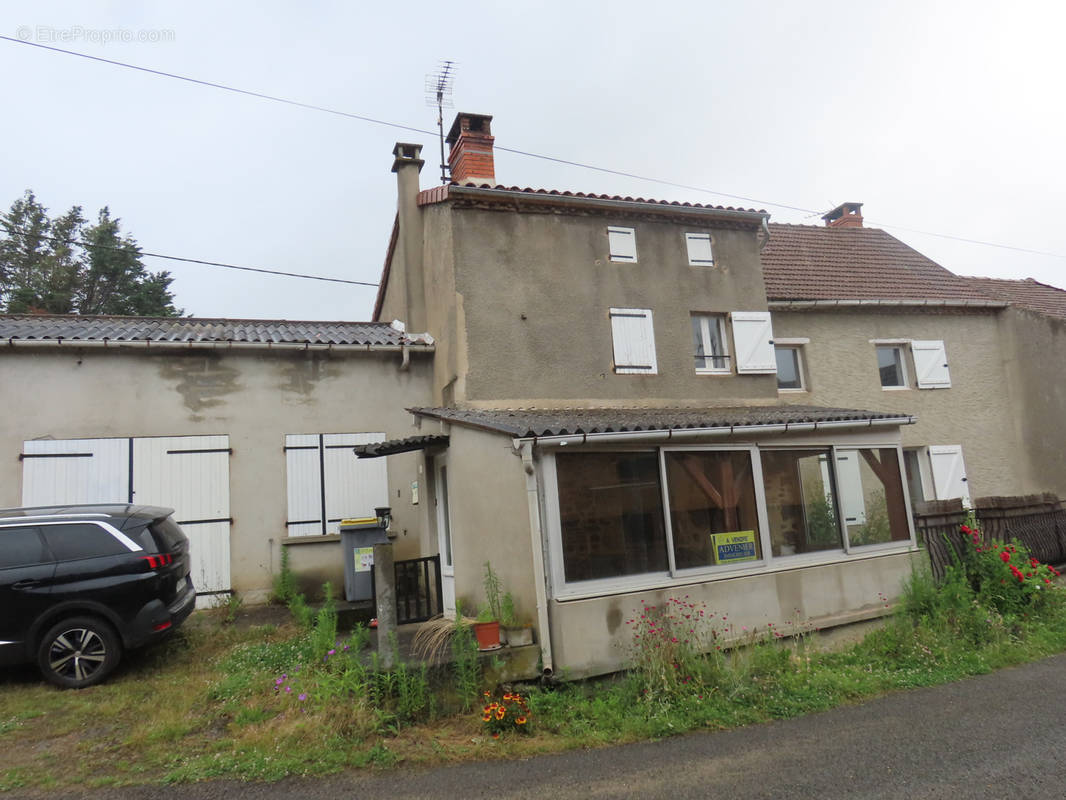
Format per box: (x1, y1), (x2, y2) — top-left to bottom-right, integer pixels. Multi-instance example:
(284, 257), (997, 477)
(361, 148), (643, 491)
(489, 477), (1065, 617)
(425, 60), (456, 184)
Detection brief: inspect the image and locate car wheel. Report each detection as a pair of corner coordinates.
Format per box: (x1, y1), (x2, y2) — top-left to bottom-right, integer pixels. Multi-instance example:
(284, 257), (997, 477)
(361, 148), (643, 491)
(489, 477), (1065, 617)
(37, 617), (122, 689)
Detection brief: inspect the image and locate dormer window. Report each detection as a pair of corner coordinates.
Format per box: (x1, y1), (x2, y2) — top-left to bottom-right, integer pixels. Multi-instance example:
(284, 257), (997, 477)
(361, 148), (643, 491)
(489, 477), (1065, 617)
(607, 226), (637, 262)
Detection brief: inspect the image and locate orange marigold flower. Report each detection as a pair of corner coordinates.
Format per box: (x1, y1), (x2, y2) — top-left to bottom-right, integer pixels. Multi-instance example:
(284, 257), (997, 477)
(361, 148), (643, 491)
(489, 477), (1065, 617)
(482, 714), (491, 722)
(496, 708), (505, 720)
(516, 716), (528, 725)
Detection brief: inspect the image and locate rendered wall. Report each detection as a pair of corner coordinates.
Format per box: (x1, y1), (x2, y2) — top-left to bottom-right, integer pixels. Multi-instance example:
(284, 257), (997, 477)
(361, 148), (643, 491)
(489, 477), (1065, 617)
(450, 207), (778, 407)
(433, 425), (539, 631)
(771, 307), (1026, 498)
(1000, 307), (1066, 498)
(0, 347), (433, 602)
(549, 550), (921, 678)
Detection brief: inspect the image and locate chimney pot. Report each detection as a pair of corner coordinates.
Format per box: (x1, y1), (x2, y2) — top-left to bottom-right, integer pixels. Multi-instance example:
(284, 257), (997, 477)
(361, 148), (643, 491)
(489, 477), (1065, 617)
(392, 142), (425, 174)
(822, 202), (864, 228)
(446, 112), (496, 185)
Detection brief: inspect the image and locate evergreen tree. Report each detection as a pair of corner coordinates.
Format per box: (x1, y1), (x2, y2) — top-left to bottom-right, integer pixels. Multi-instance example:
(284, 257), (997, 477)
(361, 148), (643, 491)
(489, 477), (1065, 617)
(0, 190), (180, 316)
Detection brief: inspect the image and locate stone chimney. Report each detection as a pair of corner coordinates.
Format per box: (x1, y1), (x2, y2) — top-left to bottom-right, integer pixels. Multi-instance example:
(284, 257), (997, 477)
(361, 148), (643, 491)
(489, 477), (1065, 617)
(822, 202), (864, 228)
(391, 142), (426, 332)
(446, 112), (495, 185)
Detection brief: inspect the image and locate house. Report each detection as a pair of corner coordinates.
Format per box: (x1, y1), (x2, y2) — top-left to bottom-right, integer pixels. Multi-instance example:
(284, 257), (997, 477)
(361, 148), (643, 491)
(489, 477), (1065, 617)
(0, 316), (434, 604)
(366, 115), (924, 677)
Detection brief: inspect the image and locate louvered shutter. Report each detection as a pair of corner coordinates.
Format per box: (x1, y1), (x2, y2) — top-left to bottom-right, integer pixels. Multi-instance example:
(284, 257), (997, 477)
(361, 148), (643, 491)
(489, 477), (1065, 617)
(911, 340), (951, 388)
(609, 308), (657, 374)
(730, 311), (776, 373)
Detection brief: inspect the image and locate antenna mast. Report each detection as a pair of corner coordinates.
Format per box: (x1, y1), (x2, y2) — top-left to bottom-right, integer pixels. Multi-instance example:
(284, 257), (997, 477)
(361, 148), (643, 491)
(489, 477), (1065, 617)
(425, 60), (456, 185)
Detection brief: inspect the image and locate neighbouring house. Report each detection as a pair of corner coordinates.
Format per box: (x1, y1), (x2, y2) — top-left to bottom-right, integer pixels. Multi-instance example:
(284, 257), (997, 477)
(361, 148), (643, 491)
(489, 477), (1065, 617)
(0, 317), (434, 604)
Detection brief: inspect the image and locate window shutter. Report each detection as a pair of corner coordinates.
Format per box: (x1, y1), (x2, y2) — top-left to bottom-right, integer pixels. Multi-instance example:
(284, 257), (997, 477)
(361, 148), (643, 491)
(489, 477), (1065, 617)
(609, 308), (657, 374)
(928, 445), (971, 505)
(730, 311), (776, 373)
(607, 227), (637, 262)
(685, 232), (714, 266)
(911, 340), (951, 388)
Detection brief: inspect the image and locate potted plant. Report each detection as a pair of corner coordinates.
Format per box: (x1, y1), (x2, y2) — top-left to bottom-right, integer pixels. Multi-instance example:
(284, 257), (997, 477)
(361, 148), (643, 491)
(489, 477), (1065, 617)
(472, 561), (503, 651)
(500, 591), (534, 647)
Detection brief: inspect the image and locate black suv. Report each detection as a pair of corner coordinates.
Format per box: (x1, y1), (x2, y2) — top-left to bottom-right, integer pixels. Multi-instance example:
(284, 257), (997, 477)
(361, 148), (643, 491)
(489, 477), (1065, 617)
(0, 504), (195, 688)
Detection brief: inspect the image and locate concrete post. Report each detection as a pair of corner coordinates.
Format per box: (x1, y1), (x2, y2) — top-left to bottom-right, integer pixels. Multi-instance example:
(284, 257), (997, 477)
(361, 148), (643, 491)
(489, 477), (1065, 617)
(373, 541), (397, 669)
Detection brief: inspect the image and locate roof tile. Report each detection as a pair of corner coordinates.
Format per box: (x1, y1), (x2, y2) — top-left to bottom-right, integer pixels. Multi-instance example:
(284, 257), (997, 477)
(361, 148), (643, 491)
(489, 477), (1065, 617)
(961, 277), (1066, 319)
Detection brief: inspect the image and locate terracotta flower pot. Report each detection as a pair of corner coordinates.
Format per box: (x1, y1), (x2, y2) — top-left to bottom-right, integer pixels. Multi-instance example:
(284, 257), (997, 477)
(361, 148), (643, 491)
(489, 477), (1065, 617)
(473, 620), (501, 651)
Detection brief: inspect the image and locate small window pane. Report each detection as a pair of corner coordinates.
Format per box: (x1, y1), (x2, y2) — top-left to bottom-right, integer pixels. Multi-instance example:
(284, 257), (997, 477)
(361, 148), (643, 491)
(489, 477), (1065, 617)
(692, 315), (729, 372)
(877, 346), (905, 387)
(762, 449), (842, 556)
(41, 524), (128, 560)
(665, 451), (761, 569)
(775, 346), (802, 389)
(0, 527), (50, 568)
(842, 449), (911, 546)
(556, 452), (667, 582)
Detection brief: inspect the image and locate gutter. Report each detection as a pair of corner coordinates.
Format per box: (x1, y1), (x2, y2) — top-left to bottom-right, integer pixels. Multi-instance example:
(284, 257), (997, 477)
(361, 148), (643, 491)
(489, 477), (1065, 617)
(447, 185), (769, 225)
(3, 339), (435, 354)
(768, 299), (1008, 310)
(521, 416), (916, 448)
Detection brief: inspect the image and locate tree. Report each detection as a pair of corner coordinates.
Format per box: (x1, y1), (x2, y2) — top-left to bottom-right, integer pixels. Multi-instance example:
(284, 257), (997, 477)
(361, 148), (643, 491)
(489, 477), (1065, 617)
(0, 191), (181, 316)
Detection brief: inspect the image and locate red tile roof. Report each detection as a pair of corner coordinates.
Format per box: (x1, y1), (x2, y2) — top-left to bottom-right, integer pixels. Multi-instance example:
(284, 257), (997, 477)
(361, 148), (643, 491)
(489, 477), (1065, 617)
(762, 223), (991, 303)
(416, 182), (764, 215)
(962, 277), (1066, 319)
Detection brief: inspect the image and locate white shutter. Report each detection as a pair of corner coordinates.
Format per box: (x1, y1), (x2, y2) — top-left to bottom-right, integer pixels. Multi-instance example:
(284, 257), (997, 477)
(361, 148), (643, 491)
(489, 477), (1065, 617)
(607, 226), (637, 262)
(912, 340), (951, 389)
(285, 434), (324, 537)
(322, 433), (388, 535)
(685, 232), (714, 266)
(132, 436), (231, 599)
(929, 445), (971, 505)
(22, 438), (129, 506)
(730, 311), (777, 373)
(609, 308), (657, 374)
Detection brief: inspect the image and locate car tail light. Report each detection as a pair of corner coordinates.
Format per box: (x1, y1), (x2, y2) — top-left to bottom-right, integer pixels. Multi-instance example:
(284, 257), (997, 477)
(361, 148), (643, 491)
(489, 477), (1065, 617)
(152, 621), (172, 632)
(140, 553), (174, 569)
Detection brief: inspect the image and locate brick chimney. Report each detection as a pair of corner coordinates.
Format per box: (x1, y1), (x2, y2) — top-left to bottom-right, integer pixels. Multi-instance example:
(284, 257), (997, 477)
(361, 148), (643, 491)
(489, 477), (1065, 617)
(446, 112), (495, 185)
(822, 202), (864, 228)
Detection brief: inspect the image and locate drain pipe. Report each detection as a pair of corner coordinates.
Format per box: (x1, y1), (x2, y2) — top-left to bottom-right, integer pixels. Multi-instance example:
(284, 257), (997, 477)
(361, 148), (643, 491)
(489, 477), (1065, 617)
(518, 440), (554, 676)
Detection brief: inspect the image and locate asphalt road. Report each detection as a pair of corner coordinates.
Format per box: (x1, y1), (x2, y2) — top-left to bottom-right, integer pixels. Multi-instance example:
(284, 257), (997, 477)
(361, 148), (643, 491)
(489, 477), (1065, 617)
(10, 653), (1066, 799)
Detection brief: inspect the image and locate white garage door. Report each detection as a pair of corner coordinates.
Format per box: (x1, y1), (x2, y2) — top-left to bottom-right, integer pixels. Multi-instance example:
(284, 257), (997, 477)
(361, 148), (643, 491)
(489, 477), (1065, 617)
(21, 435), (232, 602)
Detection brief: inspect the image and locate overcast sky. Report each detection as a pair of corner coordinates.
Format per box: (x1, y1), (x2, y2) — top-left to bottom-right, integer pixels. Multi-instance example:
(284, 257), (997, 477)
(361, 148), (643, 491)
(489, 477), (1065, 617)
(2, 1), (1063, 322)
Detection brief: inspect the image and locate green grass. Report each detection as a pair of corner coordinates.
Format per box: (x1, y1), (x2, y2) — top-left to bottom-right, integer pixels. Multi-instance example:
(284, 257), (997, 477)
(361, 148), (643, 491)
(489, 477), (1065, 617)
(3, 567), (1066, 790)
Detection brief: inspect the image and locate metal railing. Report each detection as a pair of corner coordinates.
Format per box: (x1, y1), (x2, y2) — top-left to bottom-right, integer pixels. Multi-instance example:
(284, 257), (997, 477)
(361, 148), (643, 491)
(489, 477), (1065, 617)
(394, 554), (443, 625)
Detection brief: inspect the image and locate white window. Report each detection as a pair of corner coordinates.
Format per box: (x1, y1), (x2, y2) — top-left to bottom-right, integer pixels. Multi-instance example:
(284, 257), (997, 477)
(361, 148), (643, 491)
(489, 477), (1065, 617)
(607, 226), (637, 263)
(775, 345), (805, 390)
(691, 314), (730, 373)
(876, 345), (908, 388)
(730, 311), (777, 373)
(285, 433), (388, 536)
(685, 232), (714, 266)
(609, 307), (657, 374)
(911, 340), (952, 389)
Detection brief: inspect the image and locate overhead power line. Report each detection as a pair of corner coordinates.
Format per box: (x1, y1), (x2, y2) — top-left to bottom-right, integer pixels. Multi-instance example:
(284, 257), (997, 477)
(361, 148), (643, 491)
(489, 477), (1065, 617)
(2, 35), (1064, 262)
(9, 230), (379, 287)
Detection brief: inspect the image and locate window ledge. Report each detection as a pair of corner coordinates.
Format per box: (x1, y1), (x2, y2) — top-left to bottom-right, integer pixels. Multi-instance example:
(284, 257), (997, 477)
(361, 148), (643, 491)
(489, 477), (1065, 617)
(881, 386), (911, 391)
(695, 369), (733, 377)
(282, 533), (342, 545)
(551, 544), (918, 602)
(777, 387), (807, 393)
